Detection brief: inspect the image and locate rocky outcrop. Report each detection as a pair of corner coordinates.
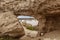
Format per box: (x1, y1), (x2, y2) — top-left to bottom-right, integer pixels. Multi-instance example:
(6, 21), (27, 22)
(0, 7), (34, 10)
(0, 11), (25, 38)
(0, 0), (60, 15)
(0, 0), (60, 36)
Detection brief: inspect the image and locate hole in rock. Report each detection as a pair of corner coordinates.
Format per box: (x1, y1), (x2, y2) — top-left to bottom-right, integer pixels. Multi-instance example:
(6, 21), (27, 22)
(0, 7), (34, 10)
(17, 15), (39, 30)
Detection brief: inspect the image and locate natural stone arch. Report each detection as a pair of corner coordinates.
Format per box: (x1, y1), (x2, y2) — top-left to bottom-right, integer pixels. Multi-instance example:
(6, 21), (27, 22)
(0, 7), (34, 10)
(0, 0), (60, 36)
(15, 11), (46, 34)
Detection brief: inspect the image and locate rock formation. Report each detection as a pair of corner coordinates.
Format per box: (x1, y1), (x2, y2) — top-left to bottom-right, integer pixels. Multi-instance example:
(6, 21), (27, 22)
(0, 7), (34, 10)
(42, 30), (60, 40)
(0, 11), (25, 38)
(0, 0), (60, 36)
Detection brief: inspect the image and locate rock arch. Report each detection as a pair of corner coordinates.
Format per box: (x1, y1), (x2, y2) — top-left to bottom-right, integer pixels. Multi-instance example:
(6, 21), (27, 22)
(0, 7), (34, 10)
(0, 0), (60, 35)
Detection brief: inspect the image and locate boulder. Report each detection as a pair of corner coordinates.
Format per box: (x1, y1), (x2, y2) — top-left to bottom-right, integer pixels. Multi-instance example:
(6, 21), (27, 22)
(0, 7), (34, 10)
(23, 26), (38, 38)
(0, 11), (25, 38)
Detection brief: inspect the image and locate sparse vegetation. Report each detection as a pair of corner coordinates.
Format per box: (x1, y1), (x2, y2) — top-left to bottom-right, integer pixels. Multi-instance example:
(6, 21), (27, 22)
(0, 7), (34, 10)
(26, 26), (35, 30)
(22, 21), (35, 30)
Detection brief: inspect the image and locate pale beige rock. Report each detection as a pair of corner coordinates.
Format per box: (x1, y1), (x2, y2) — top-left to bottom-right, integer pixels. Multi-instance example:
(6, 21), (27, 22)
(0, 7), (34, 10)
(23, 26), (38, 38)
(42, 30), (60, 40)
(0, 11), (25, 37)
(20, 35), (41, 40)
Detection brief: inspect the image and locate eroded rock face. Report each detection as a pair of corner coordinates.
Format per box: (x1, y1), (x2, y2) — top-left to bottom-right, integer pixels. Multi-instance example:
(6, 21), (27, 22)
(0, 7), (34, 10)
(0, 0), (60, 15)
(38, 0), (60, 15)
(0, 0), (45, 15)
(0, 11), (25, 37)
(0, 0), (60, 37)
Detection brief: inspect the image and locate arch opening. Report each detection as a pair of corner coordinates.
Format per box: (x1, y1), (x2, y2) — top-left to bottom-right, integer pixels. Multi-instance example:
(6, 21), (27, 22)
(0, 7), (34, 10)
(17, 15), (39, 30)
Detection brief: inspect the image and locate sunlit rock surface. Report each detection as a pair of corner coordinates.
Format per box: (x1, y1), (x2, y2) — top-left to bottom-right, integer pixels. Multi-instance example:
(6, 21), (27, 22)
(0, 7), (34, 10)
(42, 30), (60, 40)
(0, 0), (60, 15)
(20, 35), (40, 40)
(22, 26), (38, 38)
(0, 11), (25, 37)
